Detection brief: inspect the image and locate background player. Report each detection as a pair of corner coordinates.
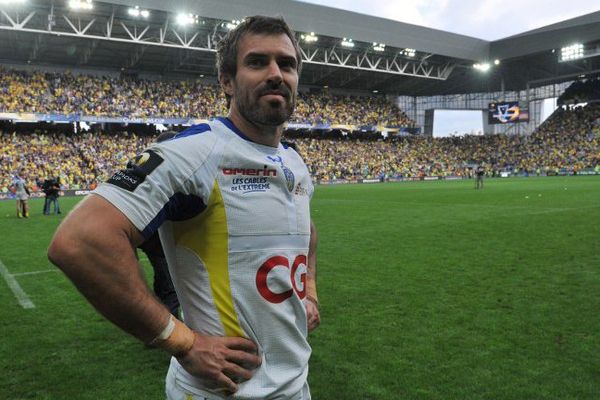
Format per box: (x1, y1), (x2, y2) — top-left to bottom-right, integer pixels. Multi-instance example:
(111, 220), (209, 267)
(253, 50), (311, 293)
(11, 168), (30, 218)
(475, 164), (485, 189)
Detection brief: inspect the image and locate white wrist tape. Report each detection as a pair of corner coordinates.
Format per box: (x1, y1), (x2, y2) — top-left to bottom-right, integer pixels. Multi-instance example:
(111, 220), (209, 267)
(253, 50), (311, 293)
(150, 315), (176, 344)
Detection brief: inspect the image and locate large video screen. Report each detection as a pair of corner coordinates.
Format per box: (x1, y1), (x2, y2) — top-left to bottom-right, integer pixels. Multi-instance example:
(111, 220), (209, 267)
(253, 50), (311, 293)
(433, 110), (483, 137)
(488, 101), (529, 124)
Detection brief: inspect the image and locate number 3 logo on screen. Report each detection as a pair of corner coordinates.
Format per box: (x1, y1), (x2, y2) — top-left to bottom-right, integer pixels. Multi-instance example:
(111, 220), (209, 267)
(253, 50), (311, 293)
(255, 255), (307, 303)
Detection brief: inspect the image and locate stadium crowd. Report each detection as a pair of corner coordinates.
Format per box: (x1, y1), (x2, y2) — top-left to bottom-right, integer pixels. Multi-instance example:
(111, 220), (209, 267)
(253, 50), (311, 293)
(1, 67), (598, 192)
(0, 68), (414, 127)
(2, 102), (598, 193)
(1, 130), (152, 194)
(293, 102), (599, 181)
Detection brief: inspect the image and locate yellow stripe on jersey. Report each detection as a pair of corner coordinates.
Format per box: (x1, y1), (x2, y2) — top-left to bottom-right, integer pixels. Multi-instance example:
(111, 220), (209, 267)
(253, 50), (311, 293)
(173, 180), (244, 337)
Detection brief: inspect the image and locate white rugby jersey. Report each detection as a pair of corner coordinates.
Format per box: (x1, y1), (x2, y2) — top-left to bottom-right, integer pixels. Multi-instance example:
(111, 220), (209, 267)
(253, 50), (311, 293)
(94, 117), (314, 399)
(12, 175), (27, 195)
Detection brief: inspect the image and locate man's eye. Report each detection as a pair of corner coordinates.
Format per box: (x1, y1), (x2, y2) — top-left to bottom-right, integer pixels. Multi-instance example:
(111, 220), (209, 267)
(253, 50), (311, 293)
(247, 58), (266, 67)
(279, 61), (295, 70)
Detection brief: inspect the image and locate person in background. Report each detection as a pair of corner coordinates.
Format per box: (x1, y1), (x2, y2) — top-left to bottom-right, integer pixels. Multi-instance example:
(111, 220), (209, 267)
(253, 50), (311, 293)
(43, 176), (61, 215)
(475, 164), (485, 189)
(11, 168), (30, 218)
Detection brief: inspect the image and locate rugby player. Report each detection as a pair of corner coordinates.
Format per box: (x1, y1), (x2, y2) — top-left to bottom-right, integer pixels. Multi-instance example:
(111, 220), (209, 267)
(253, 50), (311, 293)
(49, 15), (320, 400)
(12, 168), (30, 218)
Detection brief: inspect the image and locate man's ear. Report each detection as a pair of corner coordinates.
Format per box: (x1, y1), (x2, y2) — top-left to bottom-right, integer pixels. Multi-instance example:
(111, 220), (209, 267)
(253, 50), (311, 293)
(219, 73), (234, 97)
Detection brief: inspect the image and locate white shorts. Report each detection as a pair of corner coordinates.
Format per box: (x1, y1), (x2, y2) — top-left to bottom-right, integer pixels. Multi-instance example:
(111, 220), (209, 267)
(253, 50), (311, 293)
(16, 192), (28, 201)
(165, 358), (311, 400)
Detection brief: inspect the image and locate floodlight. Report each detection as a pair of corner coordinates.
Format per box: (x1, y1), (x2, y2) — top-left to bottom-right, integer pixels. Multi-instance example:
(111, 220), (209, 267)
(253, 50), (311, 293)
(372, 42), (385, 52)
(473, 62), (491, 72)
(69, 0), (93, 10)
(560, 43), (584, 61)
(341, 38), (354, 48)
(301, 32), (318, 43)
(494, 59), (500, 65)
(400, 48), (416, 57)
(176, 13), (199, 26)
(128, 6), (150, 18)
(225, 19), (241, 30)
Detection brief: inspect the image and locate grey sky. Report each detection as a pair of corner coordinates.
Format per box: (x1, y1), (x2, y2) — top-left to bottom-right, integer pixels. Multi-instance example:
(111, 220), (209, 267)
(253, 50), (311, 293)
(297, 0), (599, 41)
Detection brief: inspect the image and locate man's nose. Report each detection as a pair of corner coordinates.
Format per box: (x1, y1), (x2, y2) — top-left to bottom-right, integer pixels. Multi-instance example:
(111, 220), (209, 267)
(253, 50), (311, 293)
(265, 60), (283, 84)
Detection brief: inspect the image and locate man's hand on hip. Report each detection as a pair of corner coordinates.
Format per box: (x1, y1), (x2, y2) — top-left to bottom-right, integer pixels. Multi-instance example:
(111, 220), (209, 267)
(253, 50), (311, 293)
(176, 333), (262, 393)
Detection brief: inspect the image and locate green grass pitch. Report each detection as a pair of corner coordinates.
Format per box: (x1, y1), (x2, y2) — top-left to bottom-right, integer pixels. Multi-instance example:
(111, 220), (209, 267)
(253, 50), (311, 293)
(1, 176), (598, 399)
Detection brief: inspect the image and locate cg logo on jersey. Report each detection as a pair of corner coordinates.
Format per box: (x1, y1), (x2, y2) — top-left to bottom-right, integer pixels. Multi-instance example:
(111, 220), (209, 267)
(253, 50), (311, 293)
(256, 255), (306, 303)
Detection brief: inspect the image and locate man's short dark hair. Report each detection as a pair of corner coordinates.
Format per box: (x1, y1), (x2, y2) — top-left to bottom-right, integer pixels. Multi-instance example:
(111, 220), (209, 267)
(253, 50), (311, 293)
(216, 15), (302, 104)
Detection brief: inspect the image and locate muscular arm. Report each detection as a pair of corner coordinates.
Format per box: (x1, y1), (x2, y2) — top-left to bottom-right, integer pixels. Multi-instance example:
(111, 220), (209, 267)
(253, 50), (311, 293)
(47, 194), (170, 343)
(48, 194), (261, 392)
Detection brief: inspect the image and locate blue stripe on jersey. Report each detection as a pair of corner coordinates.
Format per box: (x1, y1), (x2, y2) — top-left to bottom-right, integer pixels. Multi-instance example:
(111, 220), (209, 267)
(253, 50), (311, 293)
(215, 117), (252, 142)
(142, 193), (206, 238)
(173, 123), (211, 140)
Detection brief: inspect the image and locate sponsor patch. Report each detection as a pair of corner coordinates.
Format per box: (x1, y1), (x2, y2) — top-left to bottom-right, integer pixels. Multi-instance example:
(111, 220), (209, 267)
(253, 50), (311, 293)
(107, 149), (163, 191)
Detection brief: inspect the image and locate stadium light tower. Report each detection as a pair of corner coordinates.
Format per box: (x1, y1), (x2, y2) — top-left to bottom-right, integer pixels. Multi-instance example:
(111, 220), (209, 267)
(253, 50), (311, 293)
(301, 32), (318, 43)
(225, 19), (241, 30)
(560, 43), (584, 61)
(69, 0), (93, 10)
(341, 38), (354, 48)
(128, 6), (150, 18)
(372, 42), (385, 52)
(473, 62), (491, 72)
(400, 48), (416, 57)
(176, 13), (199, 26)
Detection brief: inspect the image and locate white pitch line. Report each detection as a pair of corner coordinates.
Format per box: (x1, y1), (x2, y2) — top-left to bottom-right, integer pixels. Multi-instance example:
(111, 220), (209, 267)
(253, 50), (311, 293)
(0, 258), (35, 309)
(12, 269), (58, 277)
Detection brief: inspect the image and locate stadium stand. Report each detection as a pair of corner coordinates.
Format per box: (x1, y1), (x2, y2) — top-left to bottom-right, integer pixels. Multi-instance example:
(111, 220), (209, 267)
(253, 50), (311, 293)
(558, 78), (600, 105)
(0, 2), (598, 198)
(294, 102), (599, 182)
(0, 68), (414, 127)
(2, 102), (598, 194)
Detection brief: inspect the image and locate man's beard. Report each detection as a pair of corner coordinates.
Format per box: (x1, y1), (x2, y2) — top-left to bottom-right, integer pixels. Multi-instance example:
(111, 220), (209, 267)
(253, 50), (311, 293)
(234, 82), (296, 127)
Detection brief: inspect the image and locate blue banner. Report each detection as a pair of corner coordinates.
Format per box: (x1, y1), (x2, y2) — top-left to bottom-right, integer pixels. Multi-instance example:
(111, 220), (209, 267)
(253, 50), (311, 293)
(0, 112), (418, 132)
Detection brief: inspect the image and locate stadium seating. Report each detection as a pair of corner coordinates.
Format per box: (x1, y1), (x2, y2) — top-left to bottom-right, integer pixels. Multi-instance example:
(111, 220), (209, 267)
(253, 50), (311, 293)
(1, 67), (598, 191)
(2, 102), (598, 192)
(0, 68), (414, 127)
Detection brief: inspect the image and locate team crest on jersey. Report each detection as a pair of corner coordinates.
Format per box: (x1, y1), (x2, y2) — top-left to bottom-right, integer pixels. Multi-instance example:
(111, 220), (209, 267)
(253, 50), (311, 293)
(267, 155), (295, 192)
(282, 166), (295, 192)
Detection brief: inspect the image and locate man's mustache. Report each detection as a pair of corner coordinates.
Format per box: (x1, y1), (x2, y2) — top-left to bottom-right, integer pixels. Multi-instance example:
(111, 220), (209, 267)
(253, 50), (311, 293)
(257, 84), (291, 99)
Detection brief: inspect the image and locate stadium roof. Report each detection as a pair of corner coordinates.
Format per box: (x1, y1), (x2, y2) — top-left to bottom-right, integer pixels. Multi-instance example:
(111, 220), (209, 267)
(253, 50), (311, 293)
(0, 0), (599, 96)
